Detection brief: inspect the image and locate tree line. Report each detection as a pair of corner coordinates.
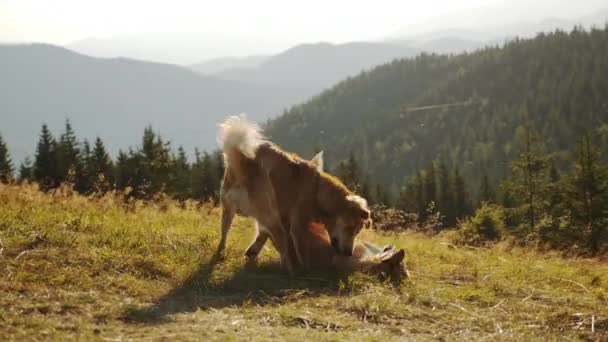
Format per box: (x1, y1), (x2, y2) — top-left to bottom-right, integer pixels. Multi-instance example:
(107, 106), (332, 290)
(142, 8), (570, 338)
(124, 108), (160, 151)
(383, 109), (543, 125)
(0, 121), (224, 202)
(1, 121), (606, 254)
(333, 127), (608, 255)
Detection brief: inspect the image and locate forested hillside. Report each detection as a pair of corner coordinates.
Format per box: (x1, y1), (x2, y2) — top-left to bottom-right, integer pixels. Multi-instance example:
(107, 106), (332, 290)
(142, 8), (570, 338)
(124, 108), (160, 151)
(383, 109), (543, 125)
(266, 27), (608, 198)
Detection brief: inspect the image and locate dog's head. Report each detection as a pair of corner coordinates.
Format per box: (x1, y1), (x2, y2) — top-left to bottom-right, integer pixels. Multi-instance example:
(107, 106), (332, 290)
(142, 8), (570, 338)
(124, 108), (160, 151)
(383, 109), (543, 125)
(329, 194), (371, 256)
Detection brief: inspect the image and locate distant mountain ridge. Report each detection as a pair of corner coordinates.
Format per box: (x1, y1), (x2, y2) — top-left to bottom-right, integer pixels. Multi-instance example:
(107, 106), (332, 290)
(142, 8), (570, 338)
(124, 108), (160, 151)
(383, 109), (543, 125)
(0, 44), (302, 163)
(190, 55), (270, 74)
(190, 42), (419, 107)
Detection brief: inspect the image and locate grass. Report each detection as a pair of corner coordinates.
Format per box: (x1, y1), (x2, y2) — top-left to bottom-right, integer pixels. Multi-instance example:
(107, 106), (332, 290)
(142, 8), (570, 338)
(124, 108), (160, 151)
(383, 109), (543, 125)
(0, 183), (606, 341)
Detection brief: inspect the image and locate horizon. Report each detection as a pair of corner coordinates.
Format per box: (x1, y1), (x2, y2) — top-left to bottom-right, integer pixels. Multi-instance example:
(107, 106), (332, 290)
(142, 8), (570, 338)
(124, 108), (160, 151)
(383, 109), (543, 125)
(1, 0), (607, 64)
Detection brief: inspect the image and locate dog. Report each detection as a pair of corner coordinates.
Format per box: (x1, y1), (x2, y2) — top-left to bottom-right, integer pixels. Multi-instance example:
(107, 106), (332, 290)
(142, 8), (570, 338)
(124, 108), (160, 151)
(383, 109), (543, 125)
(216, 115), (371, 273)
(305, 221), (408, 286)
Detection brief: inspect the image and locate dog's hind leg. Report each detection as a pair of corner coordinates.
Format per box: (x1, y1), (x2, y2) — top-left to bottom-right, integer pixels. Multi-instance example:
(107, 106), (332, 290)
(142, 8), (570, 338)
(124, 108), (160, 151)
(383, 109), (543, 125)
(216, 205), (235, 255)
(244, 221), (269, 260)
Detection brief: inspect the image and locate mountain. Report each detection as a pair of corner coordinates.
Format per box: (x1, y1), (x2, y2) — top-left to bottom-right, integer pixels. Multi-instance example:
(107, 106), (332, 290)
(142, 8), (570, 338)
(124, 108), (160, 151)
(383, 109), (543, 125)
(266, 27), (608, 196)
(66, 33), (295, 65)
(0, 44), (302, 163)
(390, 37), (486, 55)
(205, 42), (418, 102)
(190, 55), (270, 74)
(390, 8), (608, 45)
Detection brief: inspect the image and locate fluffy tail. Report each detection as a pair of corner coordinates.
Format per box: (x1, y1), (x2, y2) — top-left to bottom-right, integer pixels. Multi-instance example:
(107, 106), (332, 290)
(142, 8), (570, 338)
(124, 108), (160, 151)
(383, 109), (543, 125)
(217, 114), (264, 159)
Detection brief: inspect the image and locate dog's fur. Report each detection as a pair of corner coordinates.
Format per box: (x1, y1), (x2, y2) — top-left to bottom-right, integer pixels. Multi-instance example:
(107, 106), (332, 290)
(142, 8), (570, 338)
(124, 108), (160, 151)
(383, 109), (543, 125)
(305, 222), (408, 285)
(216, 115), (371, 273)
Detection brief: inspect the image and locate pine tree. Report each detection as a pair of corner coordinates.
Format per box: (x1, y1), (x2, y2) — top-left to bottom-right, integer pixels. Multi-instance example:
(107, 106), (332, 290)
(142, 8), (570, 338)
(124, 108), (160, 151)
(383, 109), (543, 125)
(413, 172), (425, 220)
(212, 150), (225, 203)
(334, 152), (360, 192)
(139, 127), (172, 197)
(397, 177), (416, 212)
(345, 152), (360, 191)
(547, 162), (563, 214)
(33, 124), (57, 191)
(479, 173), (494, 203)
(437, 160), (454, 224)
(193, 151), (216, 202)
(170, 146), (191, 200)
(18, 157), (33, 182)
(372, 183), (390, 206)
(504, 128), (551, 234)
(76, 139), (92, 193)
(56, 119), (82, 185)
(566, 134), (608, 255)
(115, 150), (134, 191)
(0, 133), (13, 183)
(452, 166), (470, 219)
(424, 163), (437, 207)
(89, 137), (113, 193)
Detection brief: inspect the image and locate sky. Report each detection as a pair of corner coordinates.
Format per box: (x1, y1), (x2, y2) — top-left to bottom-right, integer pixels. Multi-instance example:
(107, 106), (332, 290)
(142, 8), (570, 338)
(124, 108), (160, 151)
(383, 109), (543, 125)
(0, 0), (592, 44)
(1, 0), (606, 63)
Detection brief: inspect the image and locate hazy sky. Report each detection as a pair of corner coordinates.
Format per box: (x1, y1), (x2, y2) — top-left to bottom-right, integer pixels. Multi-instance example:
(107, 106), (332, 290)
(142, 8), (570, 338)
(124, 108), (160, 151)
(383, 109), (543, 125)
(2, 0), (605, 45)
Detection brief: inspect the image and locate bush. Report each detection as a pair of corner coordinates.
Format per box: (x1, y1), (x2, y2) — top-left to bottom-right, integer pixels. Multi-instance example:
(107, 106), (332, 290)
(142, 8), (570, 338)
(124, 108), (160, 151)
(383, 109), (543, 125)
(457, 202), (506, 246)
(370, 204), (417, 231)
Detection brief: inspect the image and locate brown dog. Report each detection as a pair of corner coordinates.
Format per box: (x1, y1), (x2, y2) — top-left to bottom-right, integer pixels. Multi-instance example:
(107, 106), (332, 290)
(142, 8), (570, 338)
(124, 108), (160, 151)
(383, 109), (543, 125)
(304, 222), (408, 285)
(217, 115), (371, 273)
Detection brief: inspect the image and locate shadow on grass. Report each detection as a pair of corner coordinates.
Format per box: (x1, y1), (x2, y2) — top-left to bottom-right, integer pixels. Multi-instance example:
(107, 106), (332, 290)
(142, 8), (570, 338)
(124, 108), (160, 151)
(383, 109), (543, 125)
(122, 251), (340, 324)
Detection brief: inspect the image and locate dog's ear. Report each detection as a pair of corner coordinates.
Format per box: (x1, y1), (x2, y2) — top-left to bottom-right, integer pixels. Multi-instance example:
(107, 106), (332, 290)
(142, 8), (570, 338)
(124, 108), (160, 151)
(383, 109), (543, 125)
(310, 151), (324, 172)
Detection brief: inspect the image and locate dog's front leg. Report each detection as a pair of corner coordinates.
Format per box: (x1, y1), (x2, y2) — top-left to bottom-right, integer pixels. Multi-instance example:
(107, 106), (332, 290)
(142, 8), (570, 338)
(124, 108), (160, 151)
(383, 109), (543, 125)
(269, 225), (296, 276)
(289, 214), (311, 272)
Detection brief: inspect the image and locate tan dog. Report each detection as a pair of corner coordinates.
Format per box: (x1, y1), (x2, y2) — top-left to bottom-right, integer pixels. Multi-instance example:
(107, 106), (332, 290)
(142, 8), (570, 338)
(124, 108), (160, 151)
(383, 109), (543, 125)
(216, 115), (371, 273)
(305, 222), (408, 285)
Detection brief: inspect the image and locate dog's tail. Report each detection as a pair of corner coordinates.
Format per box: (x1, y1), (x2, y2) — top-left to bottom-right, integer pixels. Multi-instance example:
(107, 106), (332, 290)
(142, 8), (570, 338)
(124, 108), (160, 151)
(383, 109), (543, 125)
(217, 114), (264, 159)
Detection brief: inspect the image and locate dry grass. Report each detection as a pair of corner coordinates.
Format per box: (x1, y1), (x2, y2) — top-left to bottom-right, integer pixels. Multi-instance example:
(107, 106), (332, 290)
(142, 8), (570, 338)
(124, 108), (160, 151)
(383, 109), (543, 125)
(0, 183), (606, 341)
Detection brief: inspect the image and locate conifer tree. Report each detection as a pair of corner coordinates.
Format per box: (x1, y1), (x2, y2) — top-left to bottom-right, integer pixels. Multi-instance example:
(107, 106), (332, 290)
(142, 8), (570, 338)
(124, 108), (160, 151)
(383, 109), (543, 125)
(192, 150), (216, 202)
(0, 133), (13, 183)
(423, 163), (437, 209)
(33, 124), (57, 191)
(76, 139), (92, 193)
(335, 152), (360, 192)
(89, 137), (113, 193)
(18, 157), (33, 182)
(452, 166), (469, 219)
(437, 160), (453, 224)
(397, 177), (416, 212)
(413, 172), (425, 220)
(479, 173), (494, 203)
(56, 119), (81, 185)
(566, 134), (608, 255)
(372, 183), (390, 206)
(170, 146), (191, 200)
(503, 128), (551, 233)
(140, 127), (172, 197)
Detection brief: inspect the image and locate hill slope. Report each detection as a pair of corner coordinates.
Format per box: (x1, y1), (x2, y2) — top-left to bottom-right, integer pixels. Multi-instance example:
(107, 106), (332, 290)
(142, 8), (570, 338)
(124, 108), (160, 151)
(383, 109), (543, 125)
(190, 55), (270, 74)
(0, 44), (301, 163)
(266, 28), (608, 194)
(203, 42), (418, 101)
(1, 184), (606, 340)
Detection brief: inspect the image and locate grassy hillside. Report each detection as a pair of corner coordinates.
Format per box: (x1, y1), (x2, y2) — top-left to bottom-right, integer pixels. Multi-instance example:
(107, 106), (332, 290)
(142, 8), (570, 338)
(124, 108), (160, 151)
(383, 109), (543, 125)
(0, 183), (606, 340)
(266, 27), (608, 195)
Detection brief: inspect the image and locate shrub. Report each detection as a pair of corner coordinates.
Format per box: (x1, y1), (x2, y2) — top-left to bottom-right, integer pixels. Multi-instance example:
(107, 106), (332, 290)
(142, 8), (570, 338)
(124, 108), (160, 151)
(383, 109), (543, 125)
(457, 202), (506, 246)
(370, 204), (417, 231)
